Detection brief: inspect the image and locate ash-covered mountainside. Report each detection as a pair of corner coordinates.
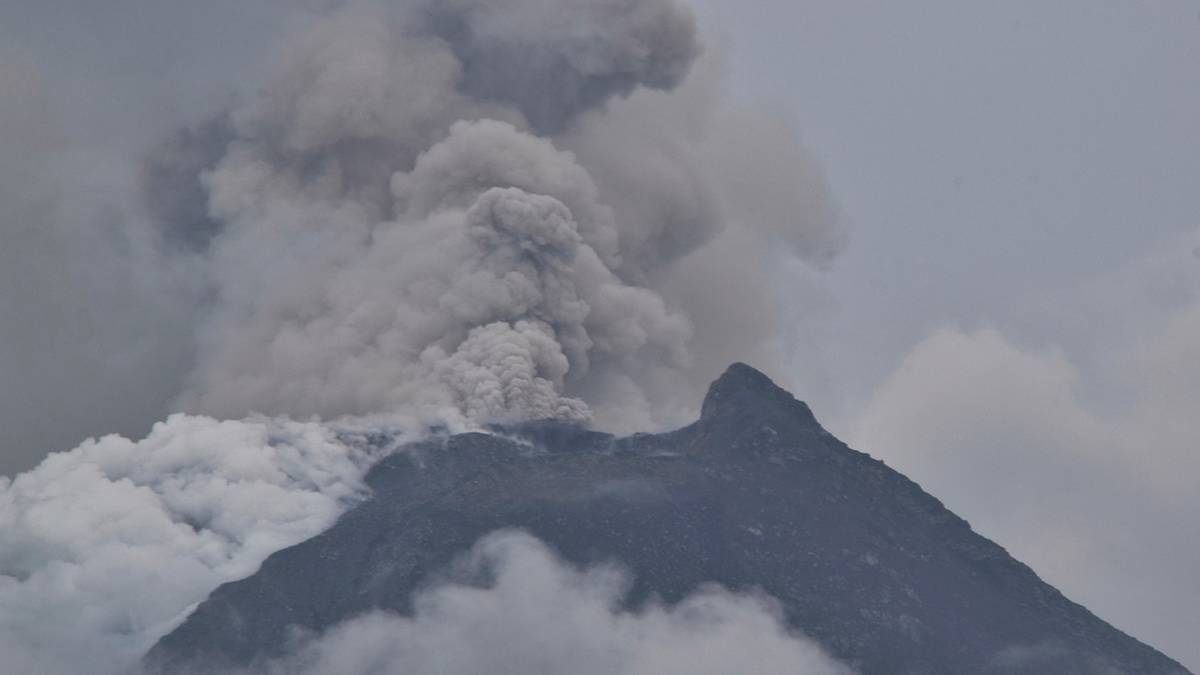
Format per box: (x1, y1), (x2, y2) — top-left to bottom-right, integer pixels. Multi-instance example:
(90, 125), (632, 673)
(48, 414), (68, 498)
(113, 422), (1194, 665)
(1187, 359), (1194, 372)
(146, 364), (1188, 675)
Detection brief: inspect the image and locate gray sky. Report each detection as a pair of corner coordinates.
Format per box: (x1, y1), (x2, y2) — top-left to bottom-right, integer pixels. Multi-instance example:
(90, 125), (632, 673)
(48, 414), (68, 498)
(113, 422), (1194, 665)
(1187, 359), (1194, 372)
(690, 0), (1200, 668)
(694, 0), (1200, 417)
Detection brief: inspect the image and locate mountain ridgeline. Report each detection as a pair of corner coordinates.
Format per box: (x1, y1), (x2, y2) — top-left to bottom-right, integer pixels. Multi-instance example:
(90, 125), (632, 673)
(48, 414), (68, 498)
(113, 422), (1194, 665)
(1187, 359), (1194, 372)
(146, 364), (1188, 674)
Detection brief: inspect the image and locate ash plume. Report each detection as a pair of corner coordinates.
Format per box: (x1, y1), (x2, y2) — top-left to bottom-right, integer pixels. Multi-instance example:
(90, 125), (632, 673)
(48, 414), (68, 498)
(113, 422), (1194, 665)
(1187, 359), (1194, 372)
(151, 0), (842, 431)
(0, 0), (842, 671)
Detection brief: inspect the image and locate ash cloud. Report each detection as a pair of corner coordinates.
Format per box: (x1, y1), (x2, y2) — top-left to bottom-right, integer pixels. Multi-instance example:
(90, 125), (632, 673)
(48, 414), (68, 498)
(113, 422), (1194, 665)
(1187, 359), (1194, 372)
(0, 0), (841, 472)
(0, 0), (843, 464)
(0, 0), (842, 671)
(421, 0), (701, 133)
(153, 0), (841, 432)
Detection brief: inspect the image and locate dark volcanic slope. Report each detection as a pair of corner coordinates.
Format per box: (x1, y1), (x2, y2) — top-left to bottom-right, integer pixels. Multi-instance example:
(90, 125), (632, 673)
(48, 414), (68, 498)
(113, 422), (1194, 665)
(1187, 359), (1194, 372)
(147, 364), (1188, 675)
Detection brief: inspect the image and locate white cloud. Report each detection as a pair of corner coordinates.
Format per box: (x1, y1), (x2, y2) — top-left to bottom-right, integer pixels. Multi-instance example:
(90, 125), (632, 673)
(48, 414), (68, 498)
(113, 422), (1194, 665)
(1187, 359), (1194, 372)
(852, 295), (1200, 670)
(1, 0), (841, 476)
(0, 414), (379, 675)
(259, 531), (854, 675)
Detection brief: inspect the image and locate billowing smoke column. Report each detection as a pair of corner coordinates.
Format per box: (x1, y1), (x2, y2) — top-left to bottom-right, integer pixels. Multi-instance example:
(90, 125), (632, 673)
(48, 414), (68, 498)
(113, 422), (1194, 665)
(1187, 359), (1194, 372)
(0, 0), (843, 671)
(160, 0), (841, 432)
(181, 117), (689, 425)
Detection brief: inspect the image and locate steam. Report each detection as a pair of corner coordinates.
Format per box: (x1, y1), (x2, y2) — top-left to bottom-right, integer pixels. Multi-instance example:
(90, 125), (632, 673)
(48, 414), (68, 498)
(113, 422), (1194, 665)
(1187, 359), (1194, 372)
(237, 531), (854, 675)
(180, 116), (692, 426)
(0, 414), (385, 675)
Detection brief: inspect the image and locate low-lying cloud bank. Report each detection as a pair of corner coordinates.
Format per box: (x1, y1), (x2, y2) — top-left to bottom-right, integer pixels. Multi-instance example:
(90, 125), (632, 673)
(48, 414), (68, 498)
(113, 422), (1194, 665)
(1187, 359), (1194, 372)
(0, 415), (382, 675)
(247, 531), (854, 675)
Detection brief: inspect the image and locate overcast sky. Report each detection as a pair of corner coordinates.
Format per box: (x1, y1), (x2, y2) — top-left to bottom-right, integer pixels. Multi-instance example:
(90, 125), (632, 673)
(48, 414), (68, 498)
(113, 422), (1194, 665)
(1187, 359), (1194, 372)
(1, 0), (1197, 670)
(689, 0), (1200, 668)
(693, 0), (1200, 416)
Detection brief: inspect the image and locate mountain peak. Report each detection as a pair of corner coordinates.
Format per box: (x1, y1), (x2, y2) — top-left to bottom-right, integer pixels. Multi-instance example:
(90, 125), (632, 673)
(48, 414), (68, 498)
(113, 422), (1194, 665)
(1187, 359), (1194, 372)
(146, 361), (1190, 675)
(700, 362), (816, 425)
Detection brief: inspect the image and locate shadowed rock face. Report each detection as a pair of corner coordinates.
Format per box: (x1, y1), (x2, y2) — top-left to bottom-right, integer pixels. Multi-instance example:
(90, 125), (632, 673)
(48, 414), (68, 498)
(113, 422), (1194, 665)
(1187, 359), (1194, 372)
(146, 364), (1189, 675)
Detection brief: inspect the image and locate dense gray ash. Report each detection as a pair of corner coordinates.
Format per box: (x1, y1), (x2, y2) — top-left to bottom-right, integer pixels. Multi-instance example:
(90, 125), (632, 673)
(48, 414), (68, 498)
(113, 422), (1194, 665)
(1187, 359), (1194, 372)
(138, 0), (842, 433)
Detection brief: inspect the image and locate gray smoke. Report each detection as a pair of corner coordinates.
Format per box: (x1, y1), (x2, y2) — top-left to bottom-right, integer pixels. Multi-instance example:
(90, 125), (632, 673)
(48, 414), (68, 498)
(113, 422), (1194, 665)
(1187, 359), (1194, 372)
(151, 0), (842, 432)
(422, 0), (700, 133)
(0, 1), (843, 670)
(0, 0), (842, 465)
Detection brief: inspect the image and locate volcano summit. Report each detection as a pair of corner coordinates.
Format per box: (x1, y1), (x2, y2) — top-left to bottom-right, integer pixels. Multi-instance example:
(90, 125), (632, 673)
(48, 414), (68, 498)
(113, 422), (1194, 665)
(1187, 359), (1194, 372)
(146, 364), (1188, 675)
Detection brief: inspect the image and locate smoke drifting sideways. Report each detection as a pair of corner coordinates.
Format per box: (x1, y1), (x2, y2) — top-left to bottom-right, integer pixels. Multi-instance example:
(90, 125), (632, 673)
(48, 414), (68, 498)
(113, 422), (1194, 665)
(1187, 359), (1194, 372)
(0, 0), (843, 671)
(183, 531), (855, 675)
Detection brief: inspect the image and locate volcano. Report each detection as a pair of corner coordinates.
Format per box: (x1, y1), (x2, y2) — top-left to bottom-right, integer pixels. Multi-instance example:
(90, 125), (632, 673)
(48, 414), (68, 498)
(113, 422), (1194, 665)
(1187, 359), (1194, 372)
(145, 364), (1188, 674)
